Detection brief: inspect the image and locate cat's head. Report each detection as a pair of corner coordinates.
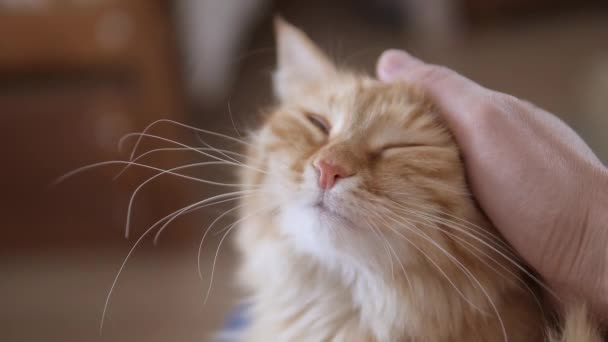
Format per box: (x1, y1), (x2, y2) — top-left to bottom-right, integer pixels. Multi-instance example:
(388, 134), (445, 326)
(241, 18), (486, 277)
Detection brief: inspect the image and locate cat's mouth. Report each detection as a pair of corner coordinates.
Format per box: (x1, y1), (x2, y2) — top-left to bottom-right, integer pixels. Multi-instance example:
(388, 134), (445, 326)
(312, 192), (333, 212)
(312, 201), (332, 213)
(311, 197), (354, 226)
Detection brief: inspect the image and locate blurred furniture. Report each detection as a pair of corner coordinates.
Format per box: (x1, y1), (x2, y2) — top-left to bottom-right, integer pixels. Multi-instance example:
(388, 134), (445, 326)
(179, 0), (604, 107)
(177, 0), (270, 107)
(0, 0), (189, 250)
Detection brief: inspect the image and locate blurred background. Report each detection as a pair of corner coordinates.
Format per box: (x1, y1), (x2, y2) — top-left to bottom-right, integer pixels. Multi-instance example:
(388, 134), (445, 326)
(1, 0), (607, 341)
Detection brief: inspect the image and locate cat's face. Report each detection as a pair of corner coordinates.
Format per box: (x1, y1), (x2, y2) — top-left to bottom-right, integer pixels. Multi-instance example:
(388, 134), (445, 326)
(242, 19), (475, 275)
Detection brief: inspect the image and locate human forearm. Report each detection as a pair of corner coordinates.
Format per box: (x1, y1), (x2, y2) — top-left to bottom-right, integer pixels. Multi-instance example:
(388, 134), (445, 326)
(586, 166), (608, 321)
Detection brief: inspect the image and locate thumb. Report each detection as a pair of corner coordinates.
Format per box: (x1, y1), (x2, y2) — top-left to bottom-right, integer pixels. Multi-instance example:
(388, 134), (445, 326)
(376, 49), (426, 83)
(376, 49), (493, 149)
(376, 49), (488, 111)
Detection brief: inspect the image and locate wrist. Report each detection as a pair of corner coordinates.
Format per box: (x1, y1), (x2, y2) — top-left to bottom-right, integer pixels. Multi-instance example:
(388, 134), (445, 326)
(549, 164), (608, 321)
(587, 166), (608, 320)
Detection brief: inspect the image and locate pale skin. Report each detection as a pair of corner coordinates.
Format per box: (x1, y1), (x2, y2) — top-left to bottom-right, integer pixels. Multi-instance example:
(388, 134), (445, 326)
(376, 49), (608, 320)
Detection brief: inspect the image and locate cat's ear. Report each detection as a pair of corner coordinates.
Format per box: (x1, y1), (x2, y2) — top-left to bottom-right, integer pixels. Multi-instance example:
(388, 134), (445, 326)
(273, 16), (336, 102)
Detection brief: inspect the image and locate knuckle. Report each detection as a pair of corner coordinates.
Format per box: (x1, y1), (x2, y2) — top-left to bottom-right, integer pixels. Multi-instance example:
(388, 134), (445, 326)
(417, 65), (453, 85)
(476, 91), (516, 119)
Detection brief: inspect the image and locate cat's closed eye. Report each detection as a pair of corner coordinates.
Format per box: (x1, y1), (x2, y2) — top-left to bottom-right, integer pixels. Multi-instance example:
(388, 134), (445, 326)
(304, 112), (331, 135)
(379, 143), (426, 154)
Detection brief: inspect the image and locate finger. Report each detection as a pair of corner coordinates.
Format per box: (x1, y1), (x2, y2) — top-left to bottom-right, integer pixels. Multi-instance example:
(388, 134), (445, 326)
(376, 49), (494, 151)
(377, 49), (488, 110)
(376, 49), (426, 82)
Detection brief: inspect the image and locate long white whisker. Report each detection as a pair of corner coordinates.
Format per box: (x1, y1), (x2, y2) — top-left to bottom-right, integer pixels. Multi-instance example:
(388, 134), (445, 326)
(365, 219), (395, 281)
(385, 202), (545, 315)
(52, 160), (240, 187)
(375, 196), (515, 264)
(118, 132), (268, 175)
(367, 209), (484, 313)
(379, 198), (556, 299)
(124, 161), (257, 239)
(202, 202), (278, 305)
(120, 119), (254, 161)
(99, 190), (254, 334)
(196, 134), (243, 165)
(384, 203), (547, 317)
(227, 100), (243, 138)
(378, 210), (508, 342)
(197, 202), (248, 280)
(155, 196), (251, 246)
(112, 147), (249, 180)
(384, 193), (511, 251)
(360, 213), (415, 306)
(148, 190), (260, 242)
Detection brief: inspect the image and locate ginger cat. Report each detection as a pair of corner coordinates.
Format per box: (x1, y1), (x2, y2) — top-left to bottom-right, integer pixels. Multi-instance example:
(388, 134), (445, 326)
(229, 18), (601, 342)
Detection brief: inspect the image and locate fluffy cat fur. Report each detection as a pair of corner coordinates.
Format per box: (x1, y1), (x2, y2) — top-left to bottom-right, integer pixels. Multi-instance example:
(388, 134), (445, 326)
(230, 18), (602, 341)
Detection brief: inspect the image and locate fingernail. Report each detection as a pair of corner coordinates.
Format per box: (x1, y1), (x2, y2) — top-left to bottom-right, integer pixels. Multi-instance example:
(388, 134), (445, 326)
(377, 49), (420, 82)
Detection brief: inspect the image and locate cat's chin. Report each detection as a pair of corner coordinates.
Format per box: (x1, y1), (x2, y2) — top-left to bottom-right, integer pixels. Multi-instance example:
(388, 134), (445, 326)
(311, 201), (356, 227)
(281, 198), (357, 232)
(278, 198), (361, 256)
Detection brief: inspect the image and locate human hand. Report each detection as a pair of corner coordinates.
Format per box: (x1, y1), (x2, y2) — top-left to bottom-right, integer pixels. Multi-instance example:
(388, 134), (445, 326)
(376, 49), (608, 318)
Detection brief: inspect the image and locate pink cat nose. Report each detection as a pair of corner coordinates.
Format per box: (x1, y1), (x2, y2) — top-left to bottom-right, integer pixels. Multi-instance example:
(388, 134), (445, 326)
(313, 160), (353, 189)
